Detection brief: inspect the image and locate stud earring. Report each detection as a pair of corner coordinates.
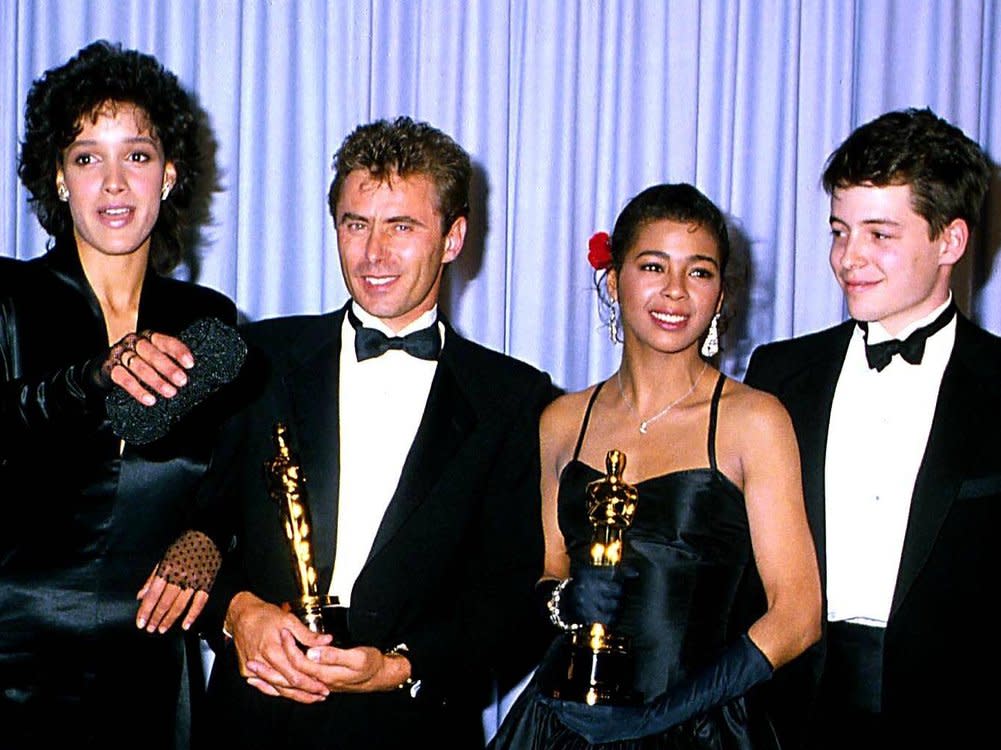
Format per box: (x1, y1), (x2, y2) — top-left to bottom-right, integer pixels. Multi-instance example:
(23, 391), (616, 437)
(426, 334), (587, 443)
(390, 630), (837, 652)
(701, 313), (720, 358)
(608, 302), (620, 344)
(161, 182), (172, 201)
(57, 184), (69, 202)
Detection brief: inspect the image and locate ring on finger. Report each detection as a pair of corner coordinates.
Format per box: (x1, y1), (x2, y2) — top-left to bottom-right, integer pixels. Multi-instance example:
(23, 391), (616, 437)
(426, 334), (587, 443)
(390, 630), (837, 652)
(122, 350), (137, 369)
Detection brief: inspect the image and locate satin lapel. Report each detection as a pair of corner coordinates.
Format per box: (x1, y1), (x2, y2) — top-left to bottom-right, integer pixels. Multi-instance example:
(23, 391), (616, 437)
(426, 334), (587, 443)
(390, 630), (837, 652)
(135, 273), (177, 333)
(45, 238), (111, 343)
(365, 332), (474, 563)
(891, 322), (978, 615)
(282, 312), (344, 592)
(783, 324), (854, 585)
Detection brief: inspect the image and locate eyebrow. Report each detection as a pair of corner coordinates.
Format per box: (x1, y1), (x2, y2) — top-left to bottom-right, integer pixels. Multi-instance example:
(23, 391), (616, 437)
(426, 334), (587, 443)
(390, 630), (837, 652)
(829, 215), (903, 227)
(66, 135), (160, 149)
(338, 212), (369, 224)
(636, 249), (720, 268)
(338, 212), (427, 227)
(385, 215), (425, 226)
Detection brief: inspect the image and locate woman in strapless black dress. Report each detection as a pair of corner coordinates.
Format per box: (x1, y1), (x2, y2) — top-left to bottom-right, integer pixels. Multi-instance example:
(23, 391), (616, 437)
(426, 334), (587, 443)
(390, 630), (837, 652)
(491, 184), (820, 749)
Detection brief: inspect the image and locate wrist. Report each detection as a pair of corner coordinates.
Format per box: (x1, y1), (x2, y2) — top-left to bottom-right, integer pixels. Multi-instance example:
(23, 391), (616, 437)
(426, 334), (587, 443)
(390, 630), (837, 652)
(546, 578), (578, 632)
(223, 591), (256, 639)
(383, 644), (420, 697)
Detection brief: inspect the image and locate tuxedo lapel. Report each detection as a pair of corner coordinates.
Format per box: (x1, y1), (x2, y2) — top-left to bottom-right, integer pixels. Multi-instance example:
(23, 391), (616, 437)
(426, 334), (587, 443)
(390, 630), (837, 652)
(891, 319), (981, 615)
(282, 311), (344, 591)
(365, 329), (475, 563)
(785, 324), (854, 584)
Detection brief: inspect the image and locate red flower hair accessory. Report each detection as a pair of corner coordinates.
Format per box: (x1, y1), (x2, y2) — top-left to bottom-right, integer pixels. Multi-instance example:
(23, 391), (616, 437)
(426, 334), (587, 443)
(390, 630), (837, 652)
(588, 231), (612, 270)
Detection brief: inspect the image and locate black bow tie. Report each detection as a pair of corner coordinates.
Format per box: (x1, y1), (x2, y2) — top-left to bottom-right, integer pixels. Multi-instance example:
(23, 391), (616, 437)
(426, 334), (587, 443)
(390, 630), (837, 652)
(348, 309), (441, 362)
(859, 304), (955, 372)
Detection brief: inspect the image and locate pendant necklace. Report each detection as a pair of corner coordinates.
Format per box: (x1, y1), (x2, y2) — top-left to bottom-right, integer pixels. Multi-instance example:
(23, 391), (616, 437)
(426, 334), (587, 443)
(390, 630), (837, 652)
(616, 361), (709, 435)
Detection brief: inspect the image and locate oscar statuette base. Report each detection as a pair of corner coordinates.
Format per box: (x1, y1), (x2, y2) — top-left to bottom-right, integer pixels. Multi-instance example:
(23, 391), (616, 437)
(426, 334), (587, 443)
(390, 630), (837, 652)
(547, 626), (639, 706)
(290, 594), (351, 646)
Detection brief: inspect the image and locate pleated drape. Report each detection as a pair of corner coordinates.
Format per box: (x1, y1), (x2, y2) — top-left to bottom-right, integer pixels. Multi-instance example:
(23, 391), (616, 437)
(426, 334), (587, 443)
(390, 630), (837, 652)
(3, 0), (999, 388)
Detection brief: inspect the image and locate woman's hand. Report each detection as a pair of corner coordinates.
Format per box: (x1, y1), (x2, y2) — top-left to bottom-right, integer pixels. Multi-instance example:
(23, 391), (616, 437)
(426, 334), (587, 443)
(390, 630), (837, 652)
(559, 564), (637, 628)
(135, 529), (221, 633)
(100, 330), (194, 405)
(136, 568), (209, 633)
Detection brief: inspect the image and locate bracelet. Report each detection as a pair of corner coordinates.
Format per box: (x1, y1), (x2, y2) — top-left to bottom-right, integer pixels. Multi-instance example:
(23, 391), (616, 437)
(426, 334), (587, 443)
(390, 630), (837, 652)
(546, 578), (578, 632)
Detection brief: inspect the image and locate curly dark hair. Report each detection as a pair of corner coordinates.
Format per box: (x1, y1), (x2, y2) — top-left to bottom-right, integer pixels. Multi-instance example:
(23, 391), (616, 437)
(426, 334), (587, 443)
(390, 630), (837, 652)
(598, 183), (738, 347)
(822, 108), (991, 239)
(17, 40), (201, 274)
(327, 116), (471, 235)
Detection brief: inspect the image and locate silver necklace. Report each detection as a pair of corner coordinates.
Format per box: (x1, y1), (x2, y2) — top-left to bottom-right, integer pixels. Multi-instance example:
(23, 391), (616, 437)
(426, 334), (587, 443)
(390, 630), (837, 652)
(616, 362), (709, 435)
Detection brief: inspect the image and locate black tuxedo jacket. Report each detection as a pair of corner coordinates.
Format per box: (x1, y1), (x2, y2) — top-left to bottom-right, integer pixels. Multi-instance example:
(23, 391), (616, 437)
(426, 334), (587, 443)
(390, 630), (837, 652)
(196, 304), (554, 749)
(744, 315), (1001, 744)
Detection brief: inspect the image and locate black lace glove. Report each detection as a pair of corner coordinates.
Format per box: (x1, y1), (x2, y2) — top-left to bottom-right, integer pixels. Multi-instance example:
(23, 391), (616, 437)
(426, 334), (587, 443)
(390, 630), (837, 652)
(540, 633), (773, 743)
(154, 529), (222, 592)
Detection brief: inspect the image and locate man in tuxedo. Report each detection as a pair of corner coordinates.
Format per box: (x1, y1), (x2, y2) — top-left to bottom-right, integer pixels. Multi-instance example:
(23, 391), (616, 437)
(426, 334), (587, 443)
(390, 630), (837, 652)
(195, 117), (554, 748)
(744, 108), (998, 747)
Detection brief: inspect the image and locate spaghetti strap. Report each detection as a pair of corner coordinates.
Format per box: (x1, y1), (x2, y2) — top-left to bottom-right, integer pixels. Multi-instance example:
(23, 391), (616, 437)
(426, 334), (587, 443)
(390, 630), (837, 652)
(707, 372), (727, 474)
(572, 381), (606, 461)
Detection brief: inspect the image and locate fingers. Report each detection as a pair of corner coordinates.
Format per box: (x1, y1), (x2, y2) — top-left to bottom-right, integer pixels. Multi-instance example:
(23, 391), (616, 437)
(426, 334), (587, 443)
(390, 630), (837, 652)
(182, 590), (209, 631)
(230, 599), (331, 700)
(137, 569), (157, 599)
(137, 331), (194, 387)
(244, 629), (330, 698)
(136, 574), (167, 629)
(126, 333), (192, 396)
(108, 331), (194, 405)
(246, 676), (282, 697)
(110, 360), (159, 406)
(297, 643), (392, 692)
(136, 577), (201, 633)
(246, 677), (326, 704)
(155, 588), (195, 633)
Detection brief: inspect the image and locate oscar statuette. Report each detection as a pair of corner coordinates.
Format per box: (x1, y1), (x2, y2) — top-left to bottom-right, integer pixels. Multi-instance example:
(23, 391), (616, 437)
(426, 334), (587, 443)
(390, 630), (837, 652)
(266, 423), (349, 644)
(548, 448), (639, 706)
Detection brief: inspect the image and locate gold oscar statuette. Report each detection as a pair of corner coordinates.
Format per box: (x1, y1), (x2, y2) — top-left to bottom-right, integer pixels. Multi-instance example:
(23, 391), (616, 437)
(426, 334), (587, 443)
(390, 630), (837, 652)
(548, 448), (639, 706)
(266, 423), (349, 643)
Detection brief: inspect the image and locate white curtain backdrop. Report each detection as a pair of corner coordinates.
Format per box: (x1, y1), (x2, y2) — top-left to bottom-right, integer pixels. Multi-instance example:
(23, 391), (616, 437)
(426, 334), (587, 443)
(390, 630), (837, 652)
(3, 0), (1000, 389)
(3, 0), (1000, 736)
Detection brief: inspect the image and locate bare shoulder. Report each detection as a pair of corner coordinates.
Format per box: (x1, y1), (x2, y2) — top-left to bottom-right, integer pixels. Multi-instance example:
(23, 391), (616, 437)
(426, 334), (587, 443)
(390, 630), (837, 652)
(719, 378), (794, 438)
(542, 386), (597, 435)
(540, 385), (600, 462)
(717, 378), (802, 498)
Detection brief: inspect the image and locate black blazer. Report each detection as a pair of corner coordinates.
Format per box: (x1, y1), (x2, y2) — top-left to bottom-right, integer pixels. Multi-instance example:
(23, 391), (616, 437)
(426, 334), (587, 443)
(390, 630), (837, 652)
(744, 315), (1001, 744)
(197, 304), (555, 749)
(0, 240), (237, 748)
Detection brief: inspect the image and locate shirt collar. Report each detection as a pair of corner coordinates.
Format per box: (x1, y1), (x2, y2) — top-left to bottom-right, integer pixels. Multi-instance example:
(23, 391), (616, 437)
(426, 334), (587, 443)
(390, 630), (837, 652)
(864, 293), (953, 345)
(349, 301), (439, 338)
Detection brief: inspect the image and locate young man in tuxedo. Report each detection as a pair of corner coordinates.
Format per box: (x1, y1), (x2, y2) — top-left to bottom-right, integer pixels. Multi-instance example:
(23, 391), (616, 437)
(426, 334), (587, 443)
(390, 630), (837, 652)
(195, 117), (554, 748)
(744, 108), (998, 747)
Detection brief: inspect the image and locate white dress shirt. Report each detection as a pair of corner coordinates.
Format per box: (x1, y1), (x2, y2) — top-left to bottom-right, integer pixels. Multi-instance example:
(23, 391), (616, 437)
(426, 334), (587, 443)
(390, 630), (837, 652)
(328, 303), (442, 605)
(825, 296), (956, 627)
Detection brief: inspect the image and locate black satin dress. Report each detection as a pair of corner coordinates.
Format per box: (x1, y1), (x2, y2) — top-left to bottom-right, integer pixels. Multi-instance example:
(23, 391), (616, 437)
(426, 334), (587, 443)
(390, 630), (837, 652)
(492, 374), (778, 749)
(0, 240), (236, 750)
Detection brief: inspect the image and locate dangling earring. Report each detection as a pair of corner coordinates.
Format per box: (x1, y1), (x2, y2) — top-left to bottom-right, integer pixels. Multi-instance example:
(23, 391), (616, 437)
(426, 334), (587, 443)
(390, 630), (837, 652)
(161, 182), (172, 201)
(57, 184), (69, 202)
(608, 301), (620, 344)
(701, 313), (720, 358)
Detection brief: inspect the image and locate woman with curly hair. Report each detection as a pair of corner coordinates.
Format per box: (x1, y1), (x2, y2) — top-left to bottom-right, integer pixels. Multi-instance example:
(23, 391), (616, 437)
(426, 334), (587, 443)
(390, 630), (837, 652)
(1, 41), (236, 748)
(491, 184), (820, 749)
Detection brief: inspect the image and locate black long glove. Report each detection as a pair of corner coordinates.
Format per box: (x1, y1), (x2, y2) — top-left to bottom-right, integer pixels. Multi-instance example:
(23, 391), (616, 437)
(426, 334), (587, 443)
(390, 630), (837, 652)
(540, 633), (773, 743)
(561, 565), (637, 628)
